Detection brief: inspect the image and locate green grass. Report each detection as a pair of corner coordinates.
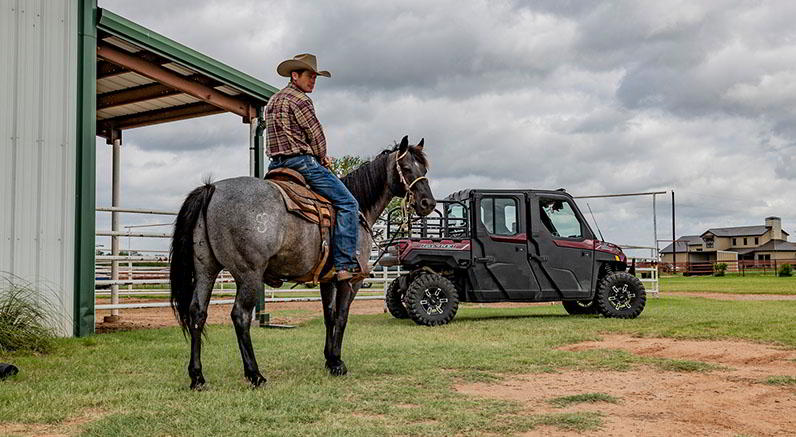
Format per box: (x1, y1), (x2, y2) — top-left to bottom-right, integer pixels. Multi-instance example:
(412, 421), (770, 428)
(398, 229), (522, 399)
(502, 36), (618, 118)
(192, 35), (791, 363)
(548, 393), (619, 408)
(1, 296), (795, 436)
(660, 274), (796, 294)
(763, 376), (796, 386)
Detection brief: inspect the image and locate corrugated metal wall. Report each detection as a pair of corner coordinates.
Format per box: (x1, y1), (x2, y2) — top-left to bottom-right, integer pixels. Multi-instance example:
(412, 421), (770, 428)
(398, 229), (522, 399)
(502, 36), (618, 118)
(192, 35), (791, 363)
(1, 0), (78, 336)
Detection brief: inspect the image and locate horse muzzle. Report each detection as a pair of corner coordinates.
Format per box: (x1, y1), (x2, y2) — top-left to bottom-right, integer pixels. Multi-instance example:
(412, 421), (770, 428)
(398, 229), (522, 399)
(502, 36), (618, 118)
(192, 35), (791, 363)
(414, 197), (437, 216)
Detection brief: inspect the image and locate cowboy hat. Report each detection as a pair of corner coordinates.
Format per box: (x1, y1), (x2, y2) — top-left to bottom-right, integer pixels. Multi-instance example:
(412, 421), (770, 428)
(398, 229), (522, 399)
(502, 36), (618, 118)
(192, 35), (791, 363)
(277, 53), (331, 78)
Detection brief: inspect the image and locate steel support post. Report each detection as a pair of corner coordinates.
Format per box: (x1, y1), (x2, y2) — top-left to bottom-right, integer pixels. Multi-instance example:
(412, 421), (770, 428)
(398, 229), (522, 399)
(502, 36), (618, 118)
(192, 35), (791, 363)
(653, 194), (658, 256)
(107, 137), (122, 321)
(249, 120), (256, 178)
(671, 191), (676, 274)
(250, 107), (282, 326)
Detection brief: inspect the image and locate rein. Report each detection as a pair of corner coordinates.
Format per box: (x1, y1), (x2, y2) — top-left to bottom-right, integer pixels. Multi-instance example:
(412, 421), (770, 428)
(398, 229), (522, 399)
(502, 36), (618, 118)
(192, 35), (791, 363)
(394, 149), (428, 230)
(369, 150), (427, 266)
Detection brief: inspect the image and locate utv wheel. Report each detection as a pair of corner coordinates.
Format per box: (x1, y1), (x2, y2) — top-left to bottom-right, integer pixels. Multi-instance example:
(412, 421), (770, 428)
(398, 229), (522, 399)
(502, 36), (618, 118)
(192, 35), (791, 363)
(405, 273), (459, 326)
(595, 272), (646, 319)
(562, 299), (599, 315)
(385, 277), (409, 319)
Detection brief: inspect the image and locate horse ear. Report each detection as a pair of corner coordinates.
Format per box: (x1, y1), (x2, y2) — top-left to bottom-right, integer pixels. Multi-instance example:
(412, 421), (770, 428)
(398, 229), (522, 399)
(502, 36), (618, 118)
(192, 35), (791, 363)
(399, 135), (409, 153)
(417, 138), (424, 149)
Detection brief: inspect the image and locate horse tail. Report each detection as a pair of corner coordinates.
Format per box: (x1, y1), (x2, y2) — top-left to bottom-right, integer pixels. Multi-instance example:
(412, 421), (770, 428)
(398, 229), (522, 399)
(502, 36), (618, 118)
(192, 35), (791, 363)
(170, 182), (215, 333)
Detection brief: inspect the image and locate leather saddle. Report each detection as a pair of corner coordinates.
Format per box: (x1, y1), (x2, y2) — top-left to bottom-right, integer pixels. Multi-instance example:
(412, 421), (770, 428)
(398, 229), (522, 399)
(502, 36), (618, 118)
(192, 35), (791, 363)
(265, 168), (335, 284)
(265, 168), (334, 227)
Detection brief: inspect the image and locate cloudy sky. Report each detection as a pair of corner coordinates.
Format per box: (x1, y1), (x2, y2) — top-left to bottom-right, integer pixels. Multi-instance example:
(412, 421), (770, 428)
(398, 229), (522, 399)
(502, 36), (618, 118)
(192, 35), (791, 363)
(96, 0), (796, 256)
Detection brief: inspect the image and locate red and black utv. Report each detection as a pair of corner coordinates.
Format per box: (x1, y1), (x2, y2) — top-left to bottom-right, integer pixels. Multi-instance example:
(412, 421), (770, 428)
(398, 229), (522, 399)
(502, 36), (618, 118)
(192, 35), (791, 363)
(378, 189), (646, 326)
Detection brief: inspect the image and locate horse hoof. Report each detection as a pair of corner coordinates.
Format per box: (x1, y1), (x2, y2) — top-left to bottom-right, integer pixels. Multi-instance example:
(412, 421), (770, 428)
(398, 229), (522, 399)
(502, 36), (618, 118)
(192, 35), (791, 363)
(247, 373), (267, 388)
(190, 378), (206, 391)
(326, 362), (348, 376)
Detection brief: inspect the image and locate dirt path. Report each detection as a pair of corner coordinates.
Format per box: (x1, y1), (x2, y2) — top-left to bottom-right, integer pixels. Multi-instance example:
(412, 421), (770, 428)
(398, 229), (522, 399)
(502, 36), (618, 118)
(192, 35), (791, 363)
(95, 300), (560, 332)
(457, 335), (796, 436)
(96, 293), (796, 332)
(0, 409), (105, 437)
(95, 299), (388, 332)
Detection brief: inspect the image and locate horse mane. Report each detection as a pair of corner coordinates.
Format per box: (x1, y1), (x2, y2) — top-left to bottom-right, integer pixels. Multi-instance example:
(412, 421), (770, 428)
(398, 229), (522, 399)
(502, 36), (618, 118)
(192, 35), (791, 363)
(341, 144), (428, 213)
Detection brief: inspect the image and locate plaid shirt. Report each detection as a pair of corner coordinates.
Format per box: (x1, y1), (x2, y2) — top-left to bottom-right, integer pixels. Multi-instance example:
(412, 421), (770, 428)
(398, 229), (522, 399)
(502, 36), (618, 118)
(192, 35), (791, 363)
(265, 82), (327, 158)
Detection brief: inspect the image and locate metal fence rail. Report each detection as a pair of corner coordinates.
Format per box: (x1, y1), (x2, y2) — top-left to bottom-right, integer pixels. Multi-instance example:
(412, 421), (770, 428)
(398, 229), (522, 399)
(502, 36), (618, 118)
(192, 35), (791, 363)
(96, 204), (405, 314)
(661, 259), (796, 276)
(96, 206), (661, 316)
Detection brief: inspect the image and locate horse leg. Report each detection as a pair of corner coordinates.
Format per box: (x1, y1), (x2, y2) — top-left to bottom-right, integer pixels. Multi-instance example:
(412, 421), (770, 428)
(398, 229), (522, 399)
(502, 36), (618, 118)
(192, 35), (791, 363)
(326, 280), (358, 376)
(188, 262), (220, 390)
(320, 282), (337, 366)
(231, 272), (267, 387)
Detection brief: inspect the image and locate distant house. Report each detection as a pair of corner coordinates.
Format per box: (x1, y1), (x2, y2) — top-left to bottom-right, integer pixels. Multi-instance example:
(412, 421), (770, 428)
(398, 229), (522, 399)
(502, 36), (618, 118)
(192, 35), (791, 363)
(660, 217), (796, 265)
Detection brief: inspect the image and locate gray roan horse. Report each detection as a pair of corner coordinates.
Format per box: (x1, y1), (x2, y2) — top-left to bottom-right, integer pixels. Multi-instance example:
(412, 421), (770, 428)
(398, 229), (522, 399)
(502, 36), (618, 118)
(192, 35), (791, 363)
(169, 136), (435, 389)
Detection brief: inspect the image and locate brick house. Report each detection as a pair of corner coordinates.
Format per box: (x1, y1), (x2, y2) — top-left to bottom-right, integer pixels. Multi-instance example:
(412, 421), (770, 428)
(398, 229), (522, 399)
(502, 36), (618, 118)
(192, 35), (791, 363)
(660, 217), (796, 265)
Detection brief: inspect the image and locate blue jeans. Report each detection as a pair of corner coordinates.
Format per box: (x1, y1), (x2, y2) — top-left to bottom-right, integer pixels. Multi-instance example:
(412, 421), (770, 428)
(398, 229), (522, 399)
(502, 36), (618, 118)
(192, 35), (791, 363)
(269, 155), (360, 270)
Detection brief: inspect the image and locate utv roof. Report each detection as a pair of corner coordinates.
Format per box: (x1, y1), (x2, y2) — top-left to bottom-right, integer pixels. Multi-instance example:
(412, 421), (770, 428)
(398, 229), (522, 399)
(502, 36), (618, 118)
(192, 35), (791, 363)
(444, 188), (572, 202)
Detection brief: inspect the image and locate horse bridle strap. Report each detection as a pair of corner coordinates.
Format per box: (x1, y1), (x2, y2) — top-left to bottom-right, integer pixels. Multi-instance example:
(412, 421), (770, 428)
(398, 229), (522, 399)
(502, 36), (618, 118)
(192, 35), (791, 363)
(395, 150), (427, 197)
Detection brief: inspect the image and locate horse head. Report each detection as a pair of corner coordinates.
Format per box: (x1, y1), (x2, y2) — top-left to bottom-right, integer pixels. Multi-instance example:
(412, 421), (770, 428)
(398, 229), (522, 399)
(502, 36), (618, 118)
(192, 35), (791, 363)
(393, 135), (436, 216)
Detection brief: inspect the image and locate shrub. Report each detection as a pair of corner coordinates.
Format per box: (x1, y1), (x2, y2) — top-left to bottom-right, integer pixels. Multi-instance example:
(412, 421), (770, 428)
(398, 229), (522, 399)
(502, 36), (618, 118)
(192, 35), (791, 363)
(0, 274), (59, 353)
(713, 263), (728, 277)
(779, 264), (793, 277)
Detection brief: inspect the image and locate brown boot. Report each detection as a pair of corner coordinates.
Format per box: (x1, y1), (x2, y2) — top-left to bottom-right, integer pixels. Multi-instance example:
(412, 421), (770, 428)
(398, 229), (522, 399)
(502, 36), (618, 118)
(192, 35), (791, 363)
(336, 267), (366, 282)
(336, 269), (356, 281)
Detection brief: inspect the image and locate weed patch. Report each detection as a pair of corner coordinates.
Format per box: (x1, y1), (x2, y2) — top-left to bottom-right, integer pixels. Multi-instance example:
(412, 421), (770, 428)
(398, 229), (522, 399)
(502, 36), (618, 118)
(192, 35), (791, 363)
(650, 358), (719, 372)
(535, 411), (603, 431)
(548, 392), (619, 408)
(0, 274), (61, 353)
(763, 376), (796, 386)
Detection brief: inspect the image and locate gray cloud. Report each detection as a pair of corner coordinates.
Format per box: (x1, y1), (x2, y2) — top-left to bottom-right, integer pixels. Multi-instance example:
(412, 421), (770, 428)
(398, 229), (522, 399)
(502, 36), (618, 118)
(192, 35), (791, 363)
(98, 0), (796, 250)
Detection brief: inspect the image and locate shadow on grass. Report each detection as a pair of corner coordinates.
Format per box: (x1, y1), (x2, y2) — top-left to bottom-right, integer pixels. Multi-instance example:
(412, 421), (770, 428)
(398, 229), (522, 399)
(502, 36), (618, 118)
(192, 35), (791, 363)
(453, 313), (574, 322)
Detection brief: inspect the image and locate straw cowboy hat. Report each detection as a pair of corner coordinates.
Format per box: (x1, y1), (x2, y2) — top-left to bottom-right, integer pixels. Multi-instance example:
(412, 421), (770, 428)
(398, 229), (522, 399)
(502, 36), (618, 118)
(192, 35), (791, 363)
(277, 53), (331, 78)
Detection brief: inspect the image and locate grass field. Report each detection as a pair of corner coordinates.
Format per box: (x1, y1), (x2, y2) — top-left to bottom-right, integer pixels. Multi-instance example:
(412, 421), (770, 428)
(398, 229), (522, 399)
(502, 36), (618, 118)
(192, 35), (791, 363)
(660, 274), (796, 294)
(2, 295), (796, 437)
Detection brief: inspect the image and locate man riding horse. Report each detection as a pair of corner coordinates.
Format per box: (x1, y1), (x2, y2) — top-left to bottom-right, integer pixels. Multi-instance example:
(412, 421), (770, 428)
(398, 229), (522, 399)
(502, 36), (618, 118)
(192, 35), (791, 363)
(169, 53), (436, 389)
(265, 53), (362, 282)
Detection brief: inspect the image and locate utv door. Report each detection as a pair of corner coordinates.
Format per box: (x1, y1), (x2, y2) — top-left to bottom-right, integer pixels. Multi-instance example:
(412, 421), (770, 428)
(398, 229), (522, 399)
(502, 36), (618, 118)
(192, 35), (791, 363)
(469, 193), (538, 301)
(529, 194), (595, 299)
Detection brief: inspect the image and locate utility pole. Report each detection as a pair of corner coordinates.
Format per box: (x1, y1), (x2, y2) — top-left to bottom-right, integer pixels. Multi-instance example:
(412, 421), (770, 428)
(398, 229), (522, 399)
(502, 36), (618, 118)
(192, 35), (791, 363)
(671, 191), (676, 274)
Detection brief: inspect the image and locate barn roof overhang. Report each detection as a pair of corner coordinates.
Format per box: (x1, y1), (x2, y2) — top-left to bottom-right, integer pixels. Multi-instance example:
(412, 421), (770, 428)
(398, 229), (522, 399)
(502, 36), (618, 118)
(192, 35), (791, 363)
(95, 8), (278, 140)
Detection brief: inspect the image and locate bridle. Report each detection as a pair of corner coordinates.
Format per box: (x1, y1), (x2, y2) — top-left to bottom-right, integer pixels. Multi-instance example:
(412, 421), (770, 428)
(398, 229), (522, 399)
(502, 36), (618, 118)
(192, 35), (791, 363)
(394, 149), (428, 210)
(370, 149), (430, 266)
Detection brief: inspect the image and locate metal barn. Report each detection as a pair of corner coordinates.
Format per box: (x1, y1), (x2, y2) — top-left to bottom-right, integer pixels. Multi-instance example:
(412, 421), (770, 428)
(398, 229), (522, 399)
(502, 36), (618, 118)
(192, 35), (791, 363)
(1, 0), (277, 336)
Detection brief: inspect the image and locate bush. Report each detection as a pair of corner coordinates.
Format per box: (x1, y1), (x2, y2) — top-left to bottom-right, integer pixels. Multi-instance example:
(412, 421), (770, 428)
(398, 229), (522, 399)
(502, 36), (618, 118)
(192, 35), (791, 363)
(713, 263), (728, 277)
(779, 264), (793, 277)
(0, 274), (59, 353)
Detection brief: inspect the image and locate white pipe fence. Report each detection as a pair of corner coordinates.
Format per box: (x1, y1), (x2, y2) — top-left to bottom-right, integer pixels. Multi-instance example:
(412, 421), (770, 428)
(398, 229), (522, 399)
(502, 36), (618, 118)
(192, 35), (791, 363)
(96, 205), (403, 313)
(96, 206), (658, 315)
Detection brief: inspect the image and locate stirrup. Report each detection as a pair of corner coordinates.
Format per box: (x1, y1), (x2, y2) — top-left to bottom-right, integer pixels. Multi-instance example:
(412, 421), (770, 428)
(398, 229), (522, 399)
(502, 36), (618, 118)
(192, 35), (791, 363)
(336, 267), (368, 282)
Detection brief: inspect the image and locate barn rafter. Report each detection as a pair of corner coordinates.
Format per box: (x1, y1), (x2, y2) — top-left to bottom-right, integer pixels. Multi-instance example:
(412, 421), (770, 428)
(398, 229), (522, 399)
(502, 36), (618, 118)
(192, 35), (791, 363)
(95, 9), (277, 139)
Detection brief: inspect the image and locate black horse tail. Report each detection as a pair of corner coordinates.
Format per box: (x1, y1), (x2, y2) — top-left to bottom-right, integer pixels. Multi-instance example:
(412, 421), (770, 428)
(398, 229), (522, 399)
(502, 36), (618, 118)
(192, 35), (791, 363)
(170, 183), (215, 333)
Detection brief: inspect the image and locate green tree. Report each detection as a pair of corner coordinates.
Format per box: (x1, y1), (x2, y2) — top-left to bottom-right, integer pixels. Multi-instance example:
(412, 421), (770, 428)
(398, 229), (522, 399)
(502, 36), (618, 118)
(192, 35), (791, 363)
(329, 155), (366, 177)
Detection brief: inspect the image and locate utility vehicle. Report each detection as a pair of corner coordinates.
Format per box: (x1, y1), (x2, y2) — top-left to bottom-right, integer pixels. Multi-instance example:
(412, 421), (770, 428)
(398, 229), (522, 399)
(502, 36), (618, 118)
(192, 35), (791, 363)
(379, 189), (646, 326)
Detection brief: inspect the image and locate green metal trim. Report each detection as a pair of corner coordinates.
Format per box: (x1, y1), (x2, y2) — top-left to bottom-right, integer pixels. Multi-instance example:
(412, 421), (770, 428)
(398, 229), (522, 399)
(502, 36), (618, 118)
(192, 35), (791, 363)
(74, 0), (97, 337)
(97, 9), (278, 103)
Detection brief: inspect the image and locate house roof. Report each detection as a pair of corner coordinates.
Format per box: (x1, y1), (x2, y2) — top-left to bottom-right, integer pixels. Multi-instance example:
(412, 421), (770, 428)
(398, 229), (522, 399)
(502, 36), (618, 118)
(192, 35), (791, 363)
(95, 9), (278, 138)
(736, 240), (796, 255)
(701, 225), (770, 238)
(660, 235), (702, 253)
(701, 225), (790, 238)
